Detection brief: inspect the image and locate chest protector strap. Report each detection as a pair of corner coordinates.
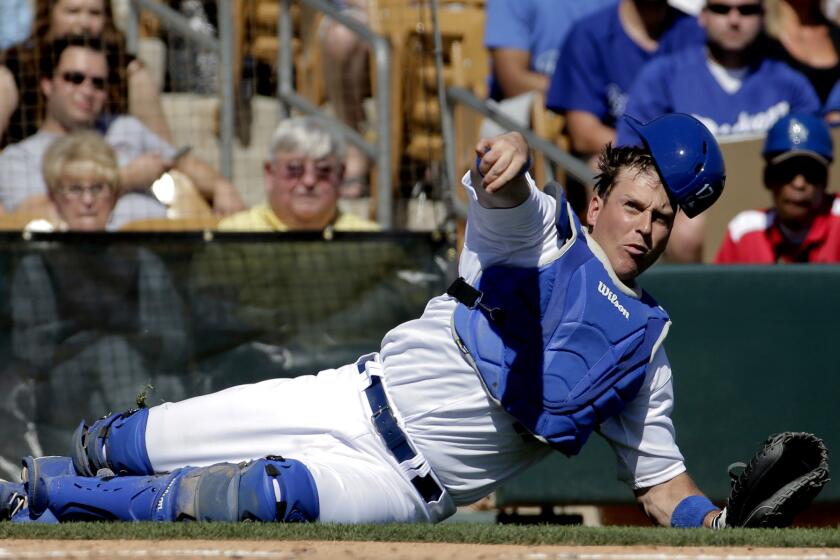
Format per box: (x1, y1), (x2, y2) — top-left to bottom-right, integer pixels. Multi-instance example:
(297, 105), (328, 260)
(450, 184), (669, 455)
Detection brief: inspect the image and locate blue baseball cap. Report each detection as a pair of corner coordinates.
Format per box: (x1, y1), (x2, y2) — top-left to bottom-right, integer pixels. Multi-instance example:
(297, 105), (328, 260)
(763, 113), (833, 167)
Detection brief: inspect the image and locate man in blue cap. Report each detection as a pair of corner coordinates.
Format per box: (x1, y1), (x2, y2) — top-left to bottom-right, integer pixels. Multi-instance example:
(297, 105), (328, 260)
(0, 114), (743, 529)
(716, 113), (840, 263)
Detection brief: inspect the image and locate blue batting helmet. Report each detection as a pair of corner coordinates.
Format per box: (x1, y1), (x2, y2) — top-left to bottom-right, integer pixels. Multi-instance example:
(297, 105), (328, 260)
(762, 113), (833, 166)
(624, 113), (725, 218)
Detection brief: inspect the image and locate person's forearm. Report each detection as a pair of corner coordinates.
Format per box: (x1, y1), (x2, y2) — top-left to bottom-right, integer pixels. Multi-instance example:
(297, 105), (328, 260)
(498, 70), (549, 98)
(492, 49), (550, 98)
(635, 472), (718, 527)
(175, 155), (221, 199)
(175, 155), (244, 214)
(119, 163), (154, 192)
(127, 60), (174, 143)
(566, 111), (616, 156)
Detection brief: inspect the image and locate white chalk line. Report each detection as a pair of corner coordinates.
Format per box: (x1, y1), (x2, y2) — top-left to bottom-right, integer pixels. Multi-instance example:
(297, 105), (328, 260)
(0, 549), (295, 559)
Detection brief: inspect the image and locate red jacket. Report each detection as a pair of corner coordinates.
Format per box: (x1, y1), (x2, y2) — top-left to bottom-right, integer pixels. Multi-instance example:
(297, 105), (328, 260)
(715, 194), (840, 264)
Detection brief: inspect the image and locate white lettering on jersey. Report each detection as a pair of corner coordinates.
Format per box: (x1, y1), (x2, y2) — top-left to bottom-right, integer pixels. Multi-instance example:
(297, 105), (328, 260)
(694, 102), (790, 139)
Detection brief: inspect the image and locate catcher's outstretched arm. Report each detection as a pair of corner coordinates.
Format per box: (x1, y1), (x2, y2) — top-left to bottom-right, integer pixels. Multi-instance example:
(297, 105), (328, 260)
(472, 132), (531, 209)
(635, 472), (720, 528)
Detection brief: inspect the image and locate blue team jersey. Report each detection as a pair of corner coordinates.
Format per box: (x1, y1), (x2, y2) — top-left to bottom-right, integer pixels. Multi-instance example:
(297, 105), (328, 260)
(485, 0), (616, 100)
(545, 4), (705, 126)
(616, 46), (822, 144)
(824, 80), (840, 115)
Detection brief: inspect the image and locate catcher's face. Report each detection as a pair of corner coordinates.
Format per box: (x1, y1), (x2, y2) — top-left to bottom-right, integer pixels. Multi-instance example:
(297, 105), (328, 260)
(587, 168), (674, 282)
(265, 151), (344, 230)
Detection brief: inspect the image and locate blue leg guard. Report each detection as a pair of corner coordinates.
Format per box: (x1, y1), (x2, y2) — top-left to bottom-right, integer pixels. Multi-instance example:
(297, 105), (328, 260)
(73, 408), (153, 477)
(22, 456), (78, 518)
(25, 456), (319, 523)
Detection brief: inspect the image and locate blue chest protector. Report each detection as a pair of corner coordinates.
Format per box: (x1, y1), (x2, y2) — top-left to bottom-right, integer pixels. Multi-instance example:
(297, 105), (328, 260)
(451, 187), (670, 456)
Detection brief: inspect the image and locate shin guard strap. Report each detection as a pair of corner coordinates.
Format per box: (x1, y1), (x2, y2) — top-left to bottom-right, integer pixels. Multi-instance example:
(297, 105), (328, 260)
(187, 458), (320, 522)
(73, 409), (153, 477)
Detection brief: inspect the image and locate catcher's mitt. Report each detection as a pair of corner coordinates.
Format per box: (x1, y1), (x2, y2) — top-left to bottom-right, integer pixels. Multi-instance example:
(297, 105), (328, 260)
(720, 432), (829, 528)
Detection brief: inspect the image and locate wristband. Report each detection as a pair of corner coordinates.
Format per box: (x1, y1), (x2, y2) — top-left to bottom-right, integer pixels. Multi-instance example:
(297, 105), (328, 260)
(475, 154), (532, 178)
(671, 495), (718, 528)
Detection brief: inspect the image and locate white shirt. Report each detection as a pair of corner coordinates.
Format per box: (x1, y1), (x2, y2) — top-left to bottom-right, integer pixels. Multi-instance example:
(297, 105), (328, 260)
(380, 172), (685, 506)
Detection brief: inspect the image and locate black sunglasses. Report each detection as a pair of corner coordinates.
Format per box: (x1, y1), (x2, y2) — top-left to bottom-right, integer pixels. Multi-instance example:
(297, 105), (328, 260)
(705, 3), (764, 16)
(765, 157), (828, 187)
(60, 71), (107, 91)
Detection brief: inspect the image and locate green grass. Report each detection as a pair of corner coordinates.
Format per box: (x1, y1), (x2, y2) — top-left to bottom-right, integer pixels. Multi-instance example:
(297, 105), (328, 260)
(0, 523), (839, 547)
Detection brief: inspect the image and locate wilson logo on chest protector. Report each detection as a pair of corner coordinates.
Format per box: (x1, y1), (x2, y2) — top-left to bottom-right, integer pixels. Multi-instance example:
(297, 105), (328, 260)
(597, 281), (630, 319)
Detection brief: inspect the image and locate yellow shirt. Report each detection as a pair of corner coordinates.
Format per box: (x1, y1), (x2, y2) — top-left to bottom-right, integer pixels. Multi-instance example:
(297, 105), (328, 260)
(217, 203), (380, 232)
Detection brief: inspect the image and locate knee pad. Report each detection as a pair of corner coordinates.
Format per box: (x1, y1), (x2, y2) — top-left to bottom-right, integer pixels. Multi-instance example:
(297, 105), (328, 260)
(73, 408), (153, 477)
(257, 456), (320, 522)
(174, 456), (320, 522)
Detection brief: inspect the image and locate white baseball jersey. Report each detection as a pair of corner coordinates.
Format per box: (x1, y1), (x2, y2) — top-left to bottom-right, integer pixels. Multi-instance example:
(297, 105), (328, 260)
(143, 172), (685, 523)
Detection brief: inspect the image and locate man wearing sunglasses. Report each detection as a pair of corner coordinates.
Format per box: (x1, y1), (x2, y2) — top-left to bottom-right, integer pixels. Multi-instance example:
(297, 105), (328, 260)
(217, 116), (379, 232)
(0, 34), (245, 229)
(716, 113), (840, 263)
(615, 0), (821, 264)
(545, 0), (706, 176)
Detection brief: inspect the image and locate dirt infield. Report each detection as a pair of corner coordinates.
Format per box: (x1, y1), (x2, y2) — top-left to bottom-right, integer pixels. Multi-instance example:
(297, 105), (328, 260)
(2, 540), (840, 559)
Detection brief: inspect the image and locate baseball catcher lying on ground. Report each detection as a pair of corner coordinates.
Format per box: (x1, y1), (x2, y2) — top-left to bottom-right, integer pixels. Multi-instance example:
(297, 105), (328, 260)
(0, 114), (830, 526)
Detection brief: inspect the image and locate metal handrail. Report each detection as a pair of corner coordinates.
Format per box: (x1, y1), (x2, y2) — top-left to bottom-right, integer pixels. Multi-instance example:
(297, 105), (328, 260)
(278, 0), (393, 228)
(442, 87), (595, 219)
(126, 0), (234, 181)
(447, 87), (595, 183)
(125, 1), (589, 227)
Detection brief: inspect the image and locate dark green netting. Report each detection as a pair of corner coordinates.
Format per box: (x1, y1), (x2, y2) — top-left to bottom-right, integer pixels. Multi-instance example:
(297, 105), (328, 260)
(0, 231), (451, 472)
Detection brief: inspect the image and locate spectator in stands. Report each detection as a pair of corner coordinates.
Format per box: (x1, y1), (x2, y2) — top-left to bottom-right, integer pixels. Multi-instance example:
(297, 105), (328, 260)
(0, 0), (172, 147)
(0, 35), (245, 229)
(716, 112), (840, 263)
(218, 116), (379, 232)
(545, 0), (705, 165)
(822, 78), (840, 121)
(481, 0), (615, 136)
(765, 0), (840, 105)
(616, 0), (821, 263)
(41, 130), (119, 231)
(319, 0), (371, 198)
